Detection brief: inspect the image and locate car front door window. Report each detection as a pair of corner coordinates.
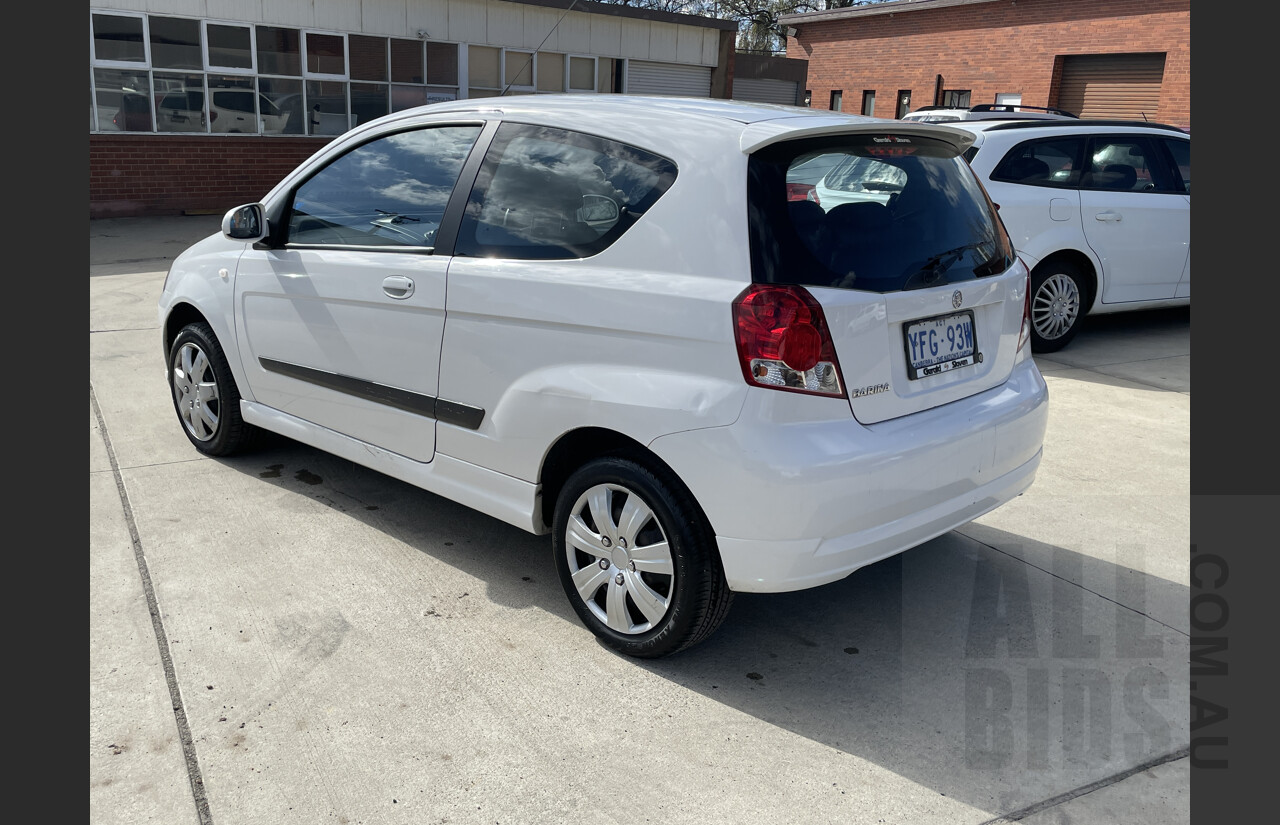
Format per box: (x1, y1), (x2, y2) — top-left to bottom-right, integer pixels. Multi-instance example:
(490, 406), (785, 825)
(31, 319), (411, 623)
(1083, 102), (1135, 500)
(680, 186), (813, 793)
(290, 125), (483, 248)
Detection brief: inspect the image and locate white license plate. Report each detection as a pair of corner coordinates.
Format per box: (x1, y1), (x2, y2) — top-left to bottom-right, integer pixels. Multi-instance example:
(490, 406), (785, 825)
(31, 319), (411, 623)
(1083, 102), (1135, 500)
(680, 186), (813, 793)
(904, 310), (980, 379)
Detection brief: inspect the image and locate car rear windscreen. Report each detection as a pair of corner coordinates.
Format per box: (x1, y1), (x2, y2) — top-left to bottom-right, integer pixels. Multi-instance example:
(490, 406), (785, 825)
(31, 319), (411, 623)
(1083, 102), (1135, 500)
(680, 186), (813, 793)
(748, 133), (1014, 293)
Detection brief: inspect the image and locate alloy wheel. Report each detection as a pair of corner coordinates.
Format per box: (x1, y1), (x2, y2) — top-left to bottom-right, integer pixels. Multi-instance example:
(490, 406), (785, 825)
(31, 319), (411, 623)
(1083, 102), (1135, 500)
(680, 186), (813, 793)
(563, 483), (675, 635)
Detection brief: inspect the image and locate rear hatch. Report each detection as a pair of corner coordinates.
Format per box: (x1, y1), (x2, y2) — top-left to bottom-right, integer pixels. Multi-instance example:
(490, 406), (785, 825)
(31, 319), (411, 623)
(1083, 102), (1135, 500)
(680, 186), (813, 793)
(746, 128), (1024, 424)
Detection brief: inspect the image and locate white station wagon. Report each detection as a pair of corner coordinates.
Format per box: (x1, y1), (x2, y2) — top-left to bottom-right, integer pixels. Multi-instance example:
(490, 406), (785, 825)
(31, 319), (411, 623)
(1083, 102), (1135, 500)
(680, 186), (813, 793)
(159, 95), (1048, 657)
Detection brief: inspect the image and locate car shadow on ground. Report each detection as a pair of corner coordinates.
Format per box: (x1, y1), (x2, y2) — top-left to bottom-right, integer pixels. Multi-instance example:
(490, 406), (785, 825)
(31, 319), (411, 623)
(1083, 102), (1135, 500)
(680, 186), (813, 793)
(216, 434), (1189, 817)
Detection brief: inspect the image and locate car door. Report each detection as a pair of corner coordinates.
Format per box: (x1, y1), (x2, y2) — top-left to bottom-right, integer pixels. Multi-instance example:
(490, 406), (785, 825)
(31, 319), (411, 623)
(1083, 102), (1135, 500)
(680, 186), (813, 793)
(1078, 134), (1190, 304)
(232, 123), (484, 463)
(1160, 136), (1192, 298)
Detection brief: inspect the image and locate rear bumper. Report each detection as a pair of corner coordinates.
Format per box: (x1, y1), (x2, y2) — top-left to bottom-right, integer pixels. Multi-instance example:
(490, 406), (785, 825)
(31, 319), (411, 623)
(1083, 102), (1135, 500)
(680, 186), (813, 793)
(648, 358), (1048, 592)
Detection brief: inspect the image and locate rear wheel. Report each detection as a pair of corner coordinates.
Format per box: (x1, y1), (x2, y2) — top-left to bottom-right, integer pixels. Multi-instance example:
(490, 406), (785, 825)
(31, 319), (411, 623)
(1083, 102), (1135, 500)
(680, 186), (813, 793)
(168, 322), (258, 456)
(552, 456), (732, 658)
(1030, 261), (1086, 352)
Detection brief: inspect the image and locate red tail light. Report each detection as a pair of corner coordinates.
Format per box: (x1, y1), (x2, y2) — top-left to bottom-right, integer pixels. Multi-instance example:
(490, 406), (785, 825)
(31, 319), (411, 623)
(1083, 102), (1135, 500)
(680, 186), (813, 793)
(209, 110), (218, 121)
(1017, 261), (1031, 352)
(733, 284), (845, 397)
(785, 183), (821, 206)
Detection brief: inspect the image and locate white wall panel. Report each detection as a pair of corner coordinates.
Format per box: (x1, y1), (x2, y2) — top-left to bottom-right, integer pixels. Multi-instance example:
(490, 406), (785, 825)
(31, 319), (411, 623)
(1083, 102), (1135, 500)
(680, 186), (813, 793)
(204, 0), (265, 24)
(361, 0), (407, 35)
(648, 22), (677, 62)
(589, 16), (621, 57)
(487, 1), (523, 46)
(556, 12), (591, 54)
(522, 8), (561, 50)
(315, 0), (360, 32)
(111, 0), (203, 17)
(407, 0), (449, 37)
(449, 0), (488, 43)
(675, 23), (702, 64)
(619, 19), (649, 59)
(702, 30), (719, 66)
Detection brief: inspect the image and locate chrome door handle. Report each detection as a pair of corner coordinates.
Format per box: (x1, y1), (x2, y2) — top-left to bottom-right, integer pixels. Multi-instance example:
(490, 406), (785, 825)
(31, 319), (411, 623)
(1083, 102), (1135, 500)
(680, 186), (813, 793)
(382, 275), (415, 299)
(1094, 211), (1122, 222)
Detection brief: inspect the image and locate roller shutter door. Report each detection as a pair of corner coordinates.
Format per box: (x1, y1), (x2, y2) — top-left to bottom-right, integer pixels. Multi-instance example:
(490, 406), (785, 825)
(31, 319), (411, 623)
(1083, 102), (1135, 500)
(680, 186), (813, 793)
(733, 77), (800, 107)
(626, 61), (712, 97)
(1057, 53), (1166, 120)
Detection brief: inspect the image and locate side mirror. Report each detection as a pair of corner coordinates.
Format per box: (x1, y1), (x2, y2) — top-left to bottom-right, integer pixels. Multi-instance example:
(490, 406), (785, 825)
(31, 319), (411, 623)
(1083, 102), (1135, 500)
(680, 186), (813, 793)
(222, 203), (266, 242)
(576, 194), (620, 227)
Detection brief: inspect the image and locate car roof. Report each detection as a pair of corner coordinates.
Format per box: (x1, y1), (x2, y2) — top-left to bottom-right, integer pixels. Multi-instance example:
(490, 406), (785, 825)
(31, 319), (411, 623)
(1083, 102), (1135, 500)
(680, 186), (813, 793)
(344, 93), (978, 160)
(951, 118), (1188, 136)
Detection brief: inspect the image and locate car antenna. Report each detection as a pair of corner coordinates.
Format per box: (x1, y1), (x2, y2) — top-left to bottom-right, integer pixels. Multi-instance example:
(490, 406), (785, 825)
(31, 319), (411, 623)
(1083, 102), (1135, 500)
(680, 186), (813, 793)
(501, 0), (583, 96)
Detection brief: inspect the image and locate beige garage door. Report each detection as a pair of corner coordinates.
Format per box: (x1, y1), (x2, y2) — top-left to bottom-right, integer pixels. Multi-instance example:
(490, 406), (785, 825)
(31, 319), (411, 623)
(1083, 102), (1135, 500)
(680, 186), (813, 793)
(1057, 53), (1166, 120)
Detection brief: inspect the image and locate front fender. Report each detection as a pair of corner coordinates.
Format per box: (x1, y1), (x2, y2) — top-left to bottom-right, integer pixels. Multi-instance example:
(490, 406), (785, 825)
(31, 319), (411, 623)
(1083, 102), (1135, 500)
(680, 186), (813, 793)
(157, 234), (252, 399)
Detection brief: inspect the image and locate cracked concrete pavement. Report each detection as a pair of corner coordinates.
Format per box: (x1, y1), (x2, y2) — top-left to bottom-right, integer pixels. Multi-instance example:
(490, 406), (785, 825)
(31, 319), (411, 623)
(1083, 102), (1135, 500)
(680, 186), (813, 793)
(91, 215), (1190, 825)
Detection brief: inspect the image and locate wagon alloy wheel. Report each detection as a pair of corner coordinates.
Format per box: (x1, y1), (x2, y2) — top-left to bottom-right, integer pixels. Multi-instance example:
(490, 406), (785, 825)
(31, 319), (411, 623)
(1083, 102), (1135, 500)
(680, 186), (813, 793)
(1029, 262), (1086, 353)
(564, 483), (675, 635)
(172, 341), (221, 442)
(167, 322), (258, 456)
(552, 456), (733, 658)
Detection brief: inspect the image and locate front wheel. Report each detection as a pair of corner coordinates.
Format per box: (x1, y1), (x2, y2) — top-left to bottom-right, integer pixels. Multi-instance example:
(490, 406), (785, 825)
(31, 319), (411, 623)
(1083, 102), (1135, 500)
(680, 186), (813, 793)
(167, 322), (258, 456)
(1030, 262), (1087, 353)
(552, 456), (732, 658)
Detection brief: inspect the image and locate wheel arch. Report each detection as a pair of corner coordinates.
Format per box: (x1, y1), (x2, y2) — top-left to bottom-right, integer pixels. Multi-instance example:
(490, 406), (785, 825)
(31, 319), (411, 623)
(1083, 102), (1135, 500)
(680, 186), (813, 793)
(1030, 249), (1100, 313)
(162, 301), (210, 359)
(536, 426), (714, 539)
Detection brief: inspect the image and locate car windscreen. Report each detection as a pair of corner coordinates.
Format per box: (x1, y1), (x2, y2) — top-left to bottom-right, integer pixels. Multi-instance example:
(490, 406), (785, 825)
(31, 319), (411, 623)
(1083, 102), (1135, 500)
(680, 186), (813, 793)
(748, 133), (1014, 293)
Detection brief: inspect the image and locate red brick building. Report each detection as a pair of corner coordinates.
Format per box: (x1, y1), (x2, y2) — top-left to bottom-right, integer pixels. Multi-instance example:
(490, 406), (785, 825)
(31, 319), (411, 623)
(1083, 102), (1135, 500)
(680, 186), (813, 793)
(781, 0), (1189, 129)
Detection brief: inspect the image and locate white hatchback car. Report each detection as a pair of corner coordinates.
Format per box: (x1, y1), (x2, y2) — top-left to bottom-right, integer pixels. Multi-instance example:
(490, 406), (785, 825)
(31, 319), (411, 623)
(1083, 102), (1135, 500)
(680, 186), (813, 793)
(953, 119), (1191, 351)
(159, 95), (1048, 657)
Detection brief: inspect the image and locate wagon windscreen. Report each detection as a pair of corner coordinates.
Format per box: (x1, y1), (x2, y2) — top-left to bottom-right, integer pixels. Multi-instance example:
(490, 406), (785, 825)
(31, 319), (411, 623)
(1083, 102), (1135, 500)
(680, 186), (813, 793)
(748, 133), (1014, 293)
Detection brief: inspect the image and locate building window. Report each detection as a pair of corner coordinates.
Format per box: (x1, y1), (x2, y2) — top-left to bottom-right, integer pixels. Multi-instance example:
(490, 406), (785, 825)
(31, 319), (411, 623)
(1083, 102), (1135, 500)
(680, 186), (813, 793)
(569, 56), (596, 92)
(941, 89), (971, 108)
(89, 10), (573, 137)
(257, 26), (301, 76)
(538, 53), (566, 92)
(150, 17), (202, 70)
(92, 12), (146, 64)
(206, 23), (254, 71)
(861, 90), (875, 117)
(504, 50), (536, 93)
(830, 90), (842, 112)
(468, 45), (502, 98)
(896, 90), (911, 119)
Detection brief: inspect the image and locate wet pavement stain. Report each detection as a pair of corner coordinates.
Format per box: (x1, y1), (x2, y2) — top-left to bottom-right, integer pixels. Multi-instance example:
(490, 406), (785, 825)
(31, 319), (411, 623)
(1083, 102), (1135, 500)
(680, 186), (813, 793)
(294, 469), (323, 485)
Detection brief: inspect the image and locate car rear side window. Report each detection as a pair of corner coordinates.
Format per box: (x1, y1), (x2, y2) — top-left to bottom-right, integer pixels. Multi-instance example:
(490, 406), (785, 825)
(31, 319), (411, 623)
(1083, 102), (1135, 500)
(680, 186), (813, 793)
(454, 122), (677, 260)
(750, 134), (1014, 293)
(1161, 138), (1190, 194)
(992, 138), (1083, 187)
(287, 124), (483, 248)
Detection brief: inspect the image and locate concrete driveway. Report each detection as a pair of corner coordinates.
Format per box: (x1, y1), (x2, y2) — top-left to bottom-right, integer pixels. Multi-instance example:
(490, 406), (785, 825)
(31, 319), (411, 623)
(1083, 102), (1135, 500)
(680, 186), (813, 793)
(91, 216), (1190, 825)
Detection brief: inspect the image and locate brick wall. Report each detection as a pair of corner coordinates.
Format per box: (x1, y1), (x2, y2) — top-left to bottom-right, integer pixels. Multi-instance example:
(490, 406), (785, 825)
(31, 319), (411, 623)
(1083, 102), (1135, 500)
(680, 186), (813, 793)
(788, 0), (1190, 128)
(89, 135), (331, 219)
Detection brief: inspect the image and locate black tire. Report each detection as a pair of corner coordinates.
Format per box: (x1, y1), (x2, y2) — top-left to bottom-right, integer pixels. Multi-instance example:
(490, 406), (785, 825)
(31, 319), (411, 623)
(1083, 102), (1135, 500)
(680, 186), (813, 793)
(167, 322), (258, 456)
(1029, 261), (1087, 353)
(551, 455), (733, 658)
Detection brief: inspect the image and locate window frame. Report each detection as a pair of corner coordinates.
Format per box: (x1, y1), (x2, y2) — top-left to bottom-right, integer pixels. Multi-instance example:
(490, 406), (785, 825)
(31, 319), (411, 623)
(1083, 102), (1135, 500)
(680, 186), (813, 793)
(1080, 134), (1180, 194)
(202, 20), (257, 75)
(91, 11), (150, 68)
(302, 30), (349, 80)
(276, 121), (490, 253)
(565, 54), (598, 94)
